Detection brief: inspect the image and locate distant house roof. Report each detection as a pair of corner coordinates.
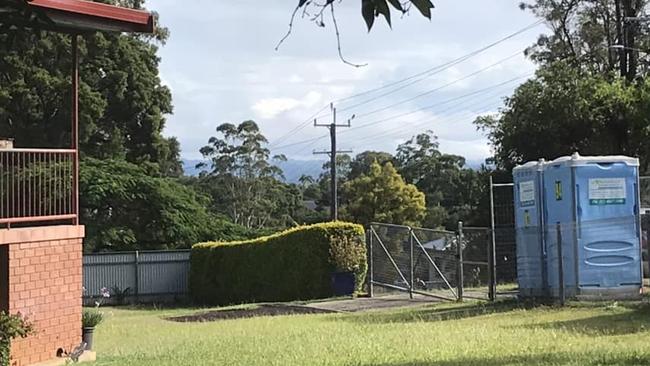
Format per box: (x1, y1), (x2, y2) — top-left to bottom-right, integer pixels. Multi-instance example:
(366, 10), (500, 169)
(303, 200), (318, 211)
(421, 237), (450, 251)
(0, 0), (155, 33)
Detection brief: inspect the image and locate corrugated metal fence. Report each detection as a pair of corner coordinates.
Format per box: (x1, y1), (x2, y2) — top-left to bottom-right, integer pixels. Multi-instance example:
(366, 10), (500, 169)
(83, 250), (190, 305)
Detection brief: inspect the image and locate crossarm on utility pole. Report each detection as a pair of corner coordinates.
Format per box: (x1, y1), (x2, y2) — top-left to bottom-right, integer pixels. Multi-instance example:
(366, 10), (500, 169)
(313, 103), (352, 221)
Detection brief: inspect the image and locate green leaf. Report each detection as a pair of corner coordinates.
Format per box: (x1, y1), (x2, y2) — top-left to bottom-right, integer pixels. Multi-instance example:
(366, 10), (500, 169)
(362, 0), (375, 31)
(410, 0), (434, 18)
(373, 0), (392, 27)
(387, 0), (404, 12)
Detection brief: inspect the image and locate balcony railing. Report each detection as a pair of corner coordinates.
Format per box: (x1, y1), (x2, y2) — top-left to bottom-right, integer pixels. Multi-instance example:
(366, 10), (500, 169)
(0, 148), (77, 227)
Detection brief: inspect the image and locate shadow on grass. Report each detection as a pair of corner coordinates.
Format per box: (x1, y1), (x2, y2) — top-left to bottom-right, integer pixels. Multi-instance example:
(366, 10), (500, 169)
(340, 298), (547, 324)
(515, 302), (650, 336)
(363, 352), (650, 366)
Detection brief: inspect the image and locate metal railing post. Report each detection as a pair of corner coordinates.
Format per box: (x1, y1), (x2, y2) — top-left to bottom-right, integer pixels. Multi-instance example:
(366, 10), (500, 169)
(409, 228), (414, 299)
(134, 250), (140, 303)
(368, 227), (374, 298)
(556, 223), (565, 306)
(488, 175), (497, 301)
(71, 34), (79, 226)
(457, 221), (464, 302)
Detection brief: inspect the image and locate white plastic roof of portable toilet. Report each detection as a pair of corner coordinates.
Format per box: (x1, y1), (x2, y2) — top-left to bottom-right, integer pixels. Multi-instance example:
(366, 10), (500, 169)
(513, 158), (546, 172)
(547, 152), (639, 167)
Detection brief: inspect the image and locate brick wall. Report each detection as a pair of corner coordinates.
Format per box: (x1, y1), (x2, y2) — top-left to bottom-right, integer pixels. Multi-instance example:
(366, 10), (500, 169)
(0, 225), (84, 366)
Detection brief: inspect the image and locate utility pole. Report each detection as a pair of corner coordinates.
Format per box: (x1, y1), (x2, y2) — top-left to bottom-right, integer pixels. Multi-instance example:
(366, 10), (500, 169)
(314, 103), (352, 221)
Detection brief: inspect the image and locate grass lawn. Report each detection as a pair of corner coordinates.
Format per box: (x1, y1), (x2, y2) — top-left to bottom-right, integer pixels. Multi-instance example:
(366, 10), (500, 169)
(88, 299), (650, 366)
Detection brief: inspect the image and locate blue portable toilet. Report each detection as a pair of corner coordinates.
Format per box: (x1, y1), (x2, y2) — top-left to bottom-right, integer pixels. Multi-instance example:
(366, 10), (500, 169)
(513, 159), (547, 297)
(543, 153), (642, 298)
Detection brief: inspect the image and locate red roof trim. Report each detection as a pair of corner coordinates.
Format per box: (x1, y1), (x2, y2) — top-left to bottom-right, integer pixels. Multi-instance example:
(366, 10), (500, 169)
(28, 0), (154, 32)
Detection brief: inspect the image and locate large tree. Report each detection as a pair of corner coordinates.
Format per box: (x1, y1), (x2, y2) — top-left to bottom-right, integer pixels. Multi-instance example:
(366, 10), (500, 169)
(344, 161), (426, 226)
(0, 0), (181, 176)
(198, 121), (303, 229)
(475, 1), (650, 170)
(522, 0), (649, 80)
(395, 132), (482, 228)
(349, 151), (394, 180)
(80, 159), (252, 252)
(476, 60), (650, 171)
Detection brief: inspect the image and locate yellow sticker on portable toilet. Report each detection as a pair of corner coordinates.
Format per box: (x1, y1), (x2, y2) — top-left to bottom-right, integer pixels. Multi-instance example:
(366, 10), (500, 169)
(555, 181), (562, 201)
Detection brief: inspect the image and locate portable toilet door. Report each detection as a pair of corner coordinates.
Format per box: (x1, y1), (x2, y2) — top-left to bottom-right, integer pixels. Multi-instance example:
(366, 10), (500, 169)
(513, 159), (547, 297)
(571, 154), (642, 298)
(544, 156), (580, 298)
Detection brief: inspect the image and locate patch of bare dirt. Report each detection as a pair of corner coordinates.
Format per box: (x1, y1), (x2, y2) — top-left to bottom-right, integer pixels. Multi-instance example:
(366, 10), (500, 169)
(166, 304), (335, 323)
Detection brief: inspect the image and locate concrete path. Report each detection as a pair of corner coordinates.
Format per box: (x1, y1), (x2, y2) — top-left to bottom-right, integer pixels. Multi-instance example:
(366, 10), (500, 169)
(301, 294), (439, 313)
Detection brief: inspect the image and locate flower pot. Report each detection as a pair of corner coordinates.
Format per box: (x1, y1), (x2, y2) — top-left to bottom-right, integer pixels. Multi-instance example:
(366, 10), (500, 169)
(331, 271), (355, 296)
(82, 327), (95, 350)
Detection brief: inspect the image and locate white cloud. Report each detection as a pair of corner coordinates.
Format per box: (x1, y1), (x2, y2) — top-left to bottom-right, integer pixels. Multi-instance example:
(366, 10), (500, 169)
(252, 91), (323, 119)
(253, 98), (301, 119)
(439, 138), (492, 163)
(288, 74), (304, 83)
(151, 0), (545, 163)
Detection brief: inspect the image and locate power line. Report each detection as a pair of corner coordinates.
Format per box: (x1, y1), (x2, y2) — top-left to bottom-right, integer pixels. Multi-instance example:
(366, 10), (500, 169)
(350, 50), (524, 120)
(272, 72), (533, 155)
(332, 20), (544, 105)
(271, 21), (542, 150)
(268, 104), (331, 148)
(353, 98), (506, 145)
(272, 134), (328, 150)
(353, 95), (509, 146)
(279, 98), (507, 182)
(339, 72), (534, 135)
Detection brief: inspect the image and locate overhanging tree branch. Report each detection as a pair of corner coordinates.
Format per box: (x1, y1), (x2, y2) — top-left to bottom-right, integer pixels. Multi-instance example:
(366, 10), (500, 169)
(275, 0), (434, 66)
(331, 3), (367, 67)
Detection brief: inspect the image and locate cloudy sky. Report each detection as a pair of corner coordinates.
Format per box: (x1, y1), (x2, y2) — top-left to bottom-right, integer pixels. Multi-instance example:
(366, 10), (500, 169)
(148, 0), (547, 171)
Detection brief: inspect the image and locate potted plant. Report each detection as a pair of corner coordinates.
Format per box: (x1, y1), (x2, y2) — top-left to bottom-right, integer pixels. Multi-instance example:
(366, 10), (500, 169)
(329, 236), (364, 296)
(81, 309), (103, 351)
(331, 270), (356, 296)
(82, 287), (109, 350)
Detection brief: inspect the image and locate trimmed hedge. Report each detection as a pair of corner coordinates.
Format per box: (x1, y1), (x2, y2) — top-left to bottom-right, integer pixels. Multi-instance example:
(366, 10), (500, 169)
(190, 222), (367, 305)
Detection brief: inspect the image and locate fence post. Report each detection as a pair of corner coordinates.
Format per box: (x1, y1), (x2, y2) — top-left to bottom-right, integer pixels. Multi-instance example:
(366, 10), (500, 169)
(556, 222), (565, 306)
(134, 250), (140, 303)
(457, 221), (464, 302)
(368, 227), (374, 298)
(488, 175), (497, 301)
(409, 227), (414, 300)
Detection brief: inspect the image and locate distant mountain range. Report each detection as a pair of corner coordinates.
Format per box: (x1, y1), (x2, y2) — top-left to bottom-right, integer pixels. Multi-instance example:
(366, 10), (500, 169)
(182, 158), (485, 183)
(182, 159), (324, 183)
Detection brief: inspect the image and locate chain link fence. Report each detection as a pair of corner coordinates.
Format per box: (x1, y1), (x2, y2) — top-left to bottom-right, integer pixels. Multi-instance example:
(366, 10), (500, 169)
(461, 226), (491, 300)
(490, 179), (519, 295)
(368, 222), (495, 302)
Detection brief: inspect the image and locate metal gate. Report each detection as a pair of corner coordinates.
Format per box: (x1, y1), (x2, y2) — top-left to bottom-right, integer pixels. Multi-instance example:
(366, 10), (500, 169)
(368, 222), (493, 301)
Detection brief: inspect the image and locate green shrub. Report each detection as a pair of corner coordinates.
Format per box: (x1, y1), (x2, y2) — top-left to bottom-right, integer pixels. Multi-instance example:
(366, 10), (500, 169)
(0, 312), (33, 366)
(82, 309), (104, 328)
(190, 222), (367, 305)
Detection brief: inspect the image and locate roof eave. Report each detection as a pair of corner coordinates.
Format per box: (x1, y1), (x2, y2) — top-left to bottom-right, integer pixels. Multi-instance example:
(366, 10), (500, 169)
(28, 0), (155, 33)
